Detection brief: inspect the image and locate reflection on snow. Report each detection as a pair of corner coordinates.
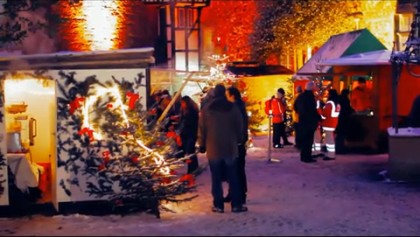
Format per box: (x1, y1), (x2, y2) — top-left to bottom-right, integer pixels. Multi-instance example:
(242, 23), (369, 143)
(387, 127), (420, 136)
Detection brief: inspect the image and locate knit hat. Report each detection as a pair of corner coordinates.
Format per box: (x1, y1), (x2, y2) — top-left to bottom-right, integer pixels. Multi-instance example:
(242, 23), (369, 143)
(305, 81), (315, 91)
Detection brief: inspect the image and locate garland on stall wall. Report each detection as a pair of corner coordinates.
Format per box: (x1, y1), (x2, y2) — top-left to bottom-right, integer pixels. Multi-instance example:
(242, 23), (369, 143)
(54, 70), (197, 218)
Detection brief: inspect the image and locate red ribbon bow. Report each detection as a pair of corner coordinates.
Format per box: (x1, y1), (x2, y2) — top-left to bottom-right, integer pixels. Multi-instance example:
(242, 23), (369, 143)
(69, 97), (85, 114)
(126, 92), (140, 110)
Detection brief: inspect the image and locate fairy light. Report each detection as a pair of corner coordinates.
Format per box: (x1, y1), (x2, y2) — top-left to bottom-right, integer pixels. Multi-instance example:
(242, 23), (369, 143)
(82, 86), (170, 175)
(82, 86), (128, 140)
(136, 140), (170, 175)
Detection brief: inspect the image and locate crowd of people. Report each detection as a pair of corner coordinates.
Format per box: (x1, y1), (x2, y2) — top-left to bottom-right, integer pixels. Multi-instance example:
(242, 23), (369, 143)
(290, 77), (373, 163)
(148, 84), (249, 214)
(147, 77), (374, 213)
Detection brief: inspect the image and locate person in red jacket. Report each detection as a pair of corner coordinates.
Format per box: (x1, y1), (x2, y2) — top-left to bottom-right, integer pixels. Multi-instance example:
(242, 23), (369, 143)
(265, 88), (293, 148)
(320, 89), (341, 160)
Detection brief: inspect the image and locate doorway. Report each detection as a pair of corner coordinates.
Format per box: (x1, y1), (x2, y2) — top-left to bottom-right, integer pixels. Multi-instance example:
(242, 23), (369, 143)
(3, 77), (56, 205)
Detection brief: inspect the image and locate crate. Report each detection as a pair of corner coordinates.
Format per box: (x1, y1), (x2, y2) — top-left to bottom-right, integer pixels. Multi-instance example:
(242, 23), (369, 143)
(36, 162), (51, 194)
(388, 127), (420, 181)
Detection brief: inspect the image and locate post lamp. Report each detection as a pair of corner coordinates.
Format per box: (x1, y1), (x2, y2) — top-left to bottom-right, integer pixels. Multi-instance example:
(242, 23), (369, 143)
(389, 0), (420, 134)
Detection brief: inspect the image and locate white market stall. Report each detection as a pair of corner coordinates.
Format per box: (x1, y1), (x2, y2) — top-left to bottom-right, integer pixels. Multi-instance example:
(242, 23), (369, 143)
(0, 48), (154, 212)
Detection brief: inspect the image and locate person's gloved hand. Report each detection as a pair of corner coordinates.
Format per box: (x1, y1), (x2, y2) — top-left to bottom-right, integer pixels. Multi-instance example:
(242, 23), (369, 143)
(198, 146), (206, 153)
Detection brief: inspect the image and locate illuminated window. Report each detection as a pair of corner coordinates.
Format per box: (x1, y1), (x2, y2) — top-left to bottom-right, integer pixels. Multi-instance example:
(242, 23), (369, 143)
(398, 14), (413, 32)
(176, 8), (194, 28)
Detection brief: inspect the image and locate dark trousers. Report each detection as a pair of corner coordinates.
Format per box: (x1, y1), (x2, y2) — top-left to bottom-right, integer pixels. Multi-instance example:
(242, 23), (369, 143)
(226, 144), (247, 204)
(294, 122), (302, 149)
(335, 132), (347, 154)
(300, 125), (317, 161)
(273, 122), (289, 146)
(208, 158), (242, 209)
(182, 136), (198, 174)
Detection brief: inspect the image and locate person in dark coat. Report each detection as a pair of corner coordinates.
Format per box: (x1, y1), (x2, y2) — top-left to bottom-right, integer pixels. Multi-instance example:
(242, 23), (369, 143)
(293, 85), (303, 150)
(294, 81), (321, 163)
(223, 86), (249, 205)
(335, 89), (354, 154)
(198, 84), (247, 213)
(200, 87), (214, 111)
(179, 95), (200, 174)
(408, 94), (420, 127)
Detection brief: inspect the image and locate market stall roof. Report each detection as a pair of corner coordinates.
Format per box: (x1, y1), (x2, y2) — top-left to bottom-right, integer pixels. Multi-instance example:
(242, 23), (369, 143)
(317, 49), (392, 66)
(294, 28), (387, 79)
(0, 47), (155, 70)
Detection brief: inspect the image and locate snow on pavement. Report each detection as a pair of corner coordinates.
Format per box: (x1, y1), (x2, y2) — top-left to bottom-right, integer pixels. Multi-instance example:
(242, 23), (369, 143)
(1, 135), (420, 236)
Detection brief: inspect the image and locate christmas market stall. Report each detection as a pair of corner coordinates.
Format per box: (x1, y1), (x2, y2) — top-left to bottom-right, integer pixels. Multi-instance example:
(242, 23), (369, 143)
(318, 49), (420, 154)
(294, 28), (388, 153)
(0, 48), (196, 217)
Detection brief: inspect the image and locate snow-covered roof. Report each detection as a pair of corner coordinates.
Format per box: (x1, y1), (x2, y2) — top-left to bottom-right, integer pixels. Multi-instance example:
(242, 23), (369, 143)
(296, 30), (364, 75)
(0, 47), (155, 70)
(317, 49), (392, 66)
(295, 29), (387, 77)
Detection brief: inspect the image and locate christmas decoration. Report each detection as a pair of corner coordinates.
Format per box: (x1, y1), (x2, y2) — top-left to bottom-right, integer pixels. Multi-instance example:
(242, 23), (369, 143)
(230, 78), (265, 136)
(56, 71), (197, 218)
(203, 53), (265, 145)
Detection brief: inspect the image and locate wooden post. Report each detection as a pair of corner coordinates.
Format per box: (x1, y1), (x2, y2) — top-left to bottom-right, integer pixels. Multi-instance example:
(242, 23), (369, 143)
(267, 110), (280, 163)
(156, 72), (195, 126)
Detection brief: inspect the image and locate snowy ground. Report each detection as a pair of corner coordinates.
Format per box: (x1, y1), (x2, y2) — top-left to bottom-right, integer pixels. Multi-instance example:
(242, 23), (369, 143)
(1, 135), (420, 236)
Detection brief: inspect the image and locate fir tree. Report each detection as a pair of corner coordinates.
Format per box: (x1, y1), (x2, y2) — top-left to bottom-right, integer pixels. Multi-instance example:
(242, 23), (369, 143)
(56, 71), (198, 218)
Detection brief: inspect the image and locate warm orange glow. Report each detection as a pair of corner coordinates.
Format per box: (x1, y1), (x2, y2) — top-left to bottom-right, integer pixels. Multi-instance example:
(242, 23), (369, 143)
(56, 0), (127, 51)
(81, 1), (120, 50)
(201, 0), (258, 61)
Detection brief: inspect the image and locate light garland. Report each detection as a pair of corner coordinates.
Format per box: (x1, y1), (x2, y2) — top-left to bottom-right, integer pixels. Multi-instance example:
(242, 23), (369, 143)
(81, 85), (171, 176)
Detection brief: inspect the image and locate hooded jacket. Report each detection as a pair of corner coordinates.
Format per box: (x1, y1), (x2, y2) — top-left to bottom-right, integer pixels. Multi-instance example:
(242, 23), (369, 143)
(198, 97), (244, 161)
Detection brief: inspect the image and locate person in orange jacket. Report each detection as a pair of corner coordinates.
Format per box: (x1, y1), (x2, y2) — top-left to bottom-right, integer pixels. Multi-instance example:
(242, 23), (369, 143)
(320, 89), (341, 160)
(350, 77), (373, 113)
(265, 88), (293, 148)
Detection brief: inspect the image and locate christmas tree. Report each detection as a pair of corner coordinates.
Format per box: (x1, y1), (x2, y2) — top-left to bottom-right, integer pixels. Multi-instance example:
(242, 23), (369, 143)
(56, 71), (197, 218)
(204, 54), (265, 146)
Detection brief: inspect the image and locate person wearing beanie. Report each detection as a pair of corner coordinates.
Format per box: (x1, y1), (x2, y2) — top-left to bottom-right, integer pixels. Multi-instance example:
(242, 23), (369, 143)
(198, 83), (248, 213)
(264, 87), (293, 148)
(294, 81), (321, 163)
